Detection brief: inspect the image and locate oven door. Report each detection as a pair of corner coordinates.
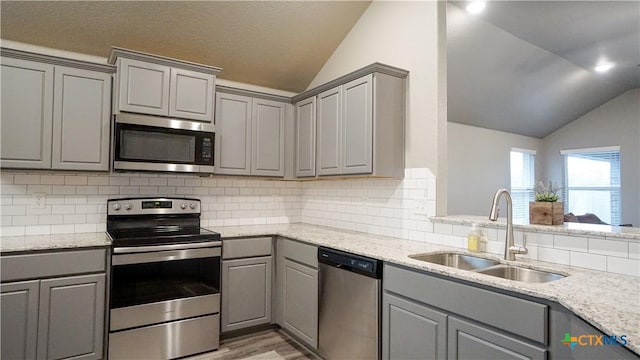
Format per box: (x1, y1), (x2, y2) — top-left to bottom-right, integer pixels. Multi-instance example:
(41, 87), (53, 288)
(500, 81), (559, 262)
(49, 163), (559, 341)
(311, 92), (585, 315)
(113, 113), (215, 173)
(110, 246), (220, 331)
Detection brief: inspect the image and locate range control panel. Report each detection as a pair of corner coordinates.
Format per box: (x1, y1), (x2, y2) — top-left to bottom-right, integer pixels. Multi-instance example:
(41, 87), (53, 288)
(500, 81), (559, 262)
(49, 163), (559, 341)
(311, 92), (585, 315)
(108, 197), (200, 215)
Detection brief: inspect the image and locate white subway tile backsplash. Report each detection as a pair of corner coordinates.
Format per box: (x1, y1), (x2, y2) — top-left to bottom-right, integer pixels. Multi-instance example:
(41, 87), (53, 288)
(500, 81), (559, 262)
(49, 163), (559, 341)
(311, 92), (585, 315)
(588, 238), (629, 258)
(14, 174), (40, 185)
(25, 225), (50, 235)
(629, 242), (640, 260)
(1, 169), (635, 276)
(606, 257), (640, 277)
(65, 175), (87, 185)
(570, 251), (607, 271)
(554, 235), (588, 252)
(538, 247), (571, 265)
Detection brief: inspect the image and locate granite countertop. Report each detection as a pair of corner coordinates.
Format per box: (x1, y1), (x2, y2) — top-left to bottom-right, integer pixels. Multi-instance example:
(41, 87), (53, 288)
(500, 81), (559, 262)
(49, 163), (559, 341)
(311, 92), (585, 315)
(0, 232), (111, 253)
(215, 223), (640, 354)
(1, 223), (638, 353)
(432, 215), (640, 240)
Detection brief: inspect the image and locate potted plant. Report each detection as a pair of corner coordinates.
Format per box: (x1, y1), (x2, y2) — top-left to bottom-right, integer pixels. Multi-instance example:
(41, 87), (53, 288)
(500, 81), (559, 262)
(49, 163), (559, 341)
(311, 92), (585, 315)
(529, 181), (564, 225)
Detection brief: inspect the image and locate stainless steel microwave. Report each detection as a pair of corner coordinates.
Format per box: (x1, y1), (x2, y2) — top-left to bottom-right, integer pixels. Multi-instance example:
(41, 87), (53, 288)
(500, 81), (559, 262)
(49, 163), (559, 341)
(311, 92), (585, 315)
(113, 113), (214, 174)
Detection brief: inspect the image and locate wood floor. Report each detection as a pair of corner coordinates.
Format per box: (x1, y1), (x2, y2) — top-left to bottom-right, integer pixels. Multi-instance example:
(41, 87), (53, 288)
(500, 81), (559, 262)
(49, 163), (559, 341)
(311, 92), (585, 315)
(187, 330), (317, 360)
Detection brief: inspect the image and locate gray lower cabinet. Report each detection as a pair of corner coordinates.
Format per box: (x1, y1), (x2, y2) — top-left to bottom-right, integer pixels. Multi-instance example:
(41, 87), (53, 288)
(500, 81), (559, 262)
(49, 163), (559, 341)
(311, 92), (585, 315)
(382, 292), (447, 360)
(276, 238), (318, 350)
(37, 274), (106, 360)
(448, 317), (546, 360)
(215, 91), (287, 177)
(1, 280), (40, 359)
(221, 256), (272, 332)
(0, 49), (114, 171)
(0, 249), (107, 360)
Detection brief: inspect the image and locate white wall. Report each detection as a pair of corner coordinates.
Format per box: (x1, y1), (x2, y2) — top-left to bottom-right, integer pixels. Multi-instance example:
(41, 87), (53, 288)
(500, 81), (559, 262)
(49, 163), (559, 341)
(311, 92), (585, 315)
(308, 0), (445, 174)
(540, 88), (640, 226)
(447, 122), (541, 216)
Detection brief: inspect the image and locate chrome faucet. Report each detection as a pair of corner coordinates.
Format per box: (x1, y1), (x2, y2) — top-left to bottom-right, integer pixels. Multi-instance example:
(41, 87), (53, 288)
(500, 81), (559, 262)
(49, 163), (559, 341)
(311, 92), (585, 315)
(489, 188), (528, 261)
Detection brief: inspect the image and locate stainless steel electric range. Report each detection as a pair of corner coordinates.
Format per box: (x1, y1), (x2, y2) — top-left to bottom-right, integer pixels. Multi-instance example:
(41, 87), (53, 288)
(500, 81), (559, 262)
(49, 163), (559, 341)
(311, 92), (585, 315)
(106, 197), (221, 360)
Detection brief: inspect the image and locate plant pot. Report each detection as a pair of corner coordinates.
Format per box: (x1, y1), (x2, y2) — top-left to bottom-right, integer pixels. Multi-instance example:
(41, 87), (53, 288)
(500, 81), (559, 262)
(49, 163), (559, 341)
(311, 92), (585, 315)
(529, 202), (564, 225)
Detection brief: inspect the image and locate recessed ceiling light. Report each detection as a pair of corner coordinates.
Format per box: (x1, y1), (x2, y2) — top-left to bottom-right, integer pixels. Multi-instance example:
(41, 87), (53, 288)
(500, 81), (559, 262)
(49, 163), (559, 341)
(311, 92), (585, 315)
(595, 61), (614, 73)
(466, 1), (486, 14)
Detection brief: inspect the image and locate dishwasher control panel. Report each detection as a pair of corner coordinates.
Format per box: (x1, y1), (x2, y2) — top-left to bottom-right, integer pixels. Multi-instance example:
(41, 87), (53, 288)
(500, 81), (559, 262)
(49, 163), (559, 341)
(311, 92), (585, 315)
(318, 247), (382, 278)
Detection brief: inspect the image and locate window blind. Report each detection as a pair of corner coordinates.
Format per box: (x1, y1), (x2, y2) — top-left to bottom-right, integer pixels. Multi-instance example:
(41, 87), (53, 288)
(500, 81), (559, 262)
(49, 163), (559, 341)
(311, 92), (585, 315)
(561, 147), (621, 224)
(510, 149), (536, 222)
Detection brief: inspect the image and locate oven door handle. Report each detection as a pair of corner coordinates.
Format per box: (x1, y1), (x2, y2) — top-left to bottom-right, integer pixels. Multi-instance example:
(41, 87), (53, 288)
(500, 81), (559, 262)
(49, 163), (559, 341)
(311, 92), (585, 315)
(112, 246), (221, 266)
(113, 241), (222, 254)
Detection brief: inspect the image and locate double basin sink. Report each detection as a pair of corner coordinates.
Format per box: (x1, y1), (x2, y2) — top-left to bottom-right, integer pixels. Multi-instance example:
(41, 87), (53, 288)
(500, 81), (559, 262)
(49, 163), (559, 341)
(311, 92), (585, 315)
(409, 252), (565, 283)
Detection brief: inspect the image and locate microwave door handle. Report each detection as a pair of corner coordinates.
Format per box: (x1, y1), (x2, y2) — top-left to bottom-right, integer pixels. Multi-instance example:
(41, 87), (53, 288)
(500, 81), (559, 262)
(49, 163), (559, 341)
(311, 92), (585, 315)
(112, 247), (221, 266)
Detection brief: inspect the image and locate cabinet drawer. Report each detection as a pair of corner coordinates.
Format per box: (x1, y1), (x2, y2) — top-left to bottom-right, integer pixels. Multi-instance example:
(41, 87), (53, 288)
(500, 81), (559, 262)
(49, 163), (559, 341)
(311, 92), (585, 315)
(282, 238), (317, 268)
(223, 237), (272, 259)
(384, 264), (548, 344)
(1, 249), (106, 282)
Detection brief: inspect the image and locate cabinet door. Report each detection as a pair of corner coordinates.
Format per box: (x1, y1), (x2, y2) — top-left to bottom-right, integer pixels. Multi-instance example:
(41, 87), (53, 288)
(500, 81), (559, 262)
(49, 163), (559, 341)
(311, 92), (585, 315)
(316, 87), (342, 176)
(117, 58), (170, 116)
(52, 66), (111, 171)
(37, 274), (105, 360)
(251, 98), (285, 176)
(295, 97), (316, 177)
(282, 259), (318, 349)
(1, 280), (39, 359)
(215, 92), (252, 175)
(169, 68), (215, 122)
(448, 317), (546, 360)
(0, 57), (54, 169)
(221, 257), (272, 332)
(342, 74), (373, 174)
(382, 292), (447, 360)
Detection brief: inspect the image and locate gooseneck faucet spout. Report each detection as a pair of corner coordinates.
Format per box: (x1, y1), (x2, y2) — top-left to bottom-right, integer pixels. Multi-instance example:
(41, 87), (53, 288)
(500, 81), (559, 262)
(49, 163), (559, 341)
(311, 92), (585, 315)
(489, 188), (528, 261)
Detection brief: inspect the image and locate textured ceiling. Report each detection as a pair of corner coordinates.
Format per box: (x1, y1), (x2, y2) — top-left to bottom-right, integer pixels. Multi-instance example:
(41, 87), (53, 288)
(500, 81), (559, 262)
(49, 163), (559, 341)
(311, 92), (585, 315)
(0, 1), (371, 92)
(448, 1), (640, 138)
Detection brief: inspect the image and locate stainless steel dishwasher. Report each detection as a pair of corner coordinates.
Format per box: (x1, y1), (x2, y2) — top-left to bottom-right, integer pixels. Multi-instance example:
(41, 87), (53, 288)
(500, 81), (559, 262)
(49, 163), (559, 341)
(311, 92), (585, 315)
(318, 247), (383, 360)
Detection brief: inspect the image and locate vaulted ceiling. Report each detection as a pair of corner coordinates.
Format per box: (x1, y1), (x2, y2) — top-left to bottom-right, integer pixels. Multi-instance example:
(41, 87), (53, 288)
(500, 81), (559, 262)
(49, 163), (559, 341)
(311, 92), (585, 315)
(0, 1), (371, 92)
(448, 1), (640, 138)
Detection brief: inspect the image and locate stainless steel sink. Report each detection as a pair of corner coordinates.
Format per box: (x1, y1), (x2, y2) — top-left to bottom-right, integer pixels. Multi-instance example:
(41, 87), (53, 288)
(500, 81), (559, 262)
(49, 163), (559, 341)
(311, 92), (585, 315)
(409, 253), (500, 270)
(476, 265), (565, 283)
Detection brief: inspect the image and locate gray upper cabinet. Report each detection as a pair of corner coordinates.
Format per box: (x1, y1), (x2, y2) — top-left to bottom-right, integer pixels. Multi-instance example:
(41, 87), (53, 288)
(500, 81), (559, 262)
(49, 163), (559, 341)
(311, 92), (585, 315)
(117, 58), (170, 117)
(1, 49), (114, 171)
(169, 67), (215, 122)
(109, 47), (220, 123)
(0, 57), (54, 169)
(293, 63), (407, 178)
(52, 66), (111, 171)
(342, 75), (373, 174)
(215, 89), (288, 177)
(316, 87), (342, 176)
(294, 97), (316, 177)
(215, 92), (252, 175)
(251, 98), (285, 176)
(1, 280), (39, 360)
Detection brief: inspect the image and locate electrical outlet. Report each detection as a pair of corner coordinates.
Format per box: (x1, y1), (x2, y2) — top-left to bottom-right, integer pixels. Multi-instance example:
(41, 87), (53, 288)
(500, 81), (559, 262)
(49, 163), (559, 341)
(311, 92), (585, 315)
(414, 204), (428, 216)
(34, 193), (46, 209)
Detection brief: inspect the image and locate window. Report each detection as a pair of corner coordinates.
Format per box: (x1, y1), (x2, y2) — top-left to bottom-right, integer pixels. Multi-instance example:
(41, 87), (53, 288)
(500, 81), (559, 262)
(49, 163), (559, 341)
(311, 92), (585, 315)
(561, 147), (621, 224)
(510, 148), (536, 222)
